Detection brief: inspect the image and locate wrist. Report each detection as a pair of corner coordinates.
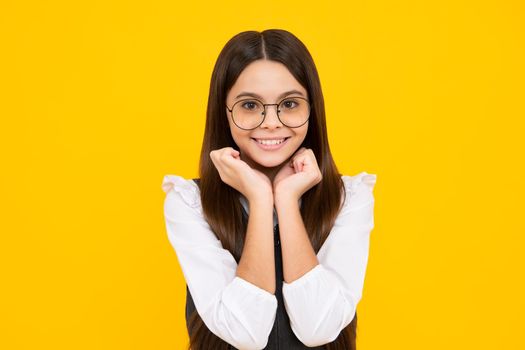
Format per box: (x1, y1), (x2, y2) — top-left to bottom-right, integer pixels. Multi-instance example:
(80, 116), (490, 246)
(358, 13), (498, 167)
(247, 190), (274, 205)
(274, 192), (300, 209)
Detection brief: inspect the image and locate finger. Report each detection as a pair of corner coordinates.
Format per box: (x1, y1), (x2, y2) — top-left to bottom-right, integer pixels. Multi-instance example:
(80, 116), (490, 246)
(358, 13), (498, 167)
(295, 153), (315, 172)
(294, 147), (307, 156)
(292, 159), (298, 172)
(212, 149), (236, 174)
(221, 147), (239, 157)
(297, 159), (303, 172)
(221, 147), (240, 161)
(230, 148), (240, 157)
(293, 158), (304, 173)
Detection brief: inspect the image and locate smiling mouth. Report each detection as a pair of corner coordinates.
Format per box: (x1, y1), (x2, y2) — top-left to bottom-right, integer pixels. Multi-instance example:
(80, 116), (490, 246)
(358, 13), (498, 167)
(251, 137), (291, 145)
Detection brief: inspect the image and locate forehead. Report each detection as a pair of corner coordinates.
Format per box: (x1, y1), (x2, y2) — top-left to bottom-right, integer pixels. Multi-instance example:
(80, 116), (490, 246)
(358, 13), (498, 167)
(229, 60), (307, 101)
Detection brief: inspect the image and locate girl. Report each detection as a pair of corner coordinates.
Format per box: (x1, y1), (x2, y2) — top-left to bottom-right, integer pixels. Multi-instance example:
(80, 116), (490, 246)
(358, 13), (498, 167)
(162, 29), (377, 350)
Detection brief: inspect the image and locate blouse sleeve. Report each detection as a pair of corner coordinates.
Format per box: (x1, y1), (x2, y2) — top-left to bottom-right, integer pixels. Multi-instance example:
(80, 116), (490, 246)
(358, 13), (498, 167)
(162, 175), (278, 350)
(281, 171), (377, 347)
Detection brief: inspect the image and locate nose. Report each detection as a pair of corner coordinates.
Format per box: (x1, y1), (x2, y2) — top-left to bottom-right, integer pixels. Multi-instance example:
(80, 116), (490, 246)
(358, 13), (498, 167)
(260, 104), (283, 129)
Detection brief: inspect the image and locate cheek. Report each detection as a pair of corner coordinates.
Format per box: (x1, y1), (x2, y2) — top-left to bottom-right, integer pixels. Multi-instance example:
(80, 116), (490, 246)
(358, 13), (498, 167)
(230, 130), (251, 147)
(295, 126), (309, 142)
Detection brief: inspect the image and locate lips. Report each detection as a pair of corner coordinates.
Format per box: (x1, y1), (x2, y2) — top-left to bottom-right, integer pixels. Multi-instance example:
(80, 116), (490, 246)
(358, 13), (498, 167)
(251, 137), (291, 142)
(251, 137), (291, 150)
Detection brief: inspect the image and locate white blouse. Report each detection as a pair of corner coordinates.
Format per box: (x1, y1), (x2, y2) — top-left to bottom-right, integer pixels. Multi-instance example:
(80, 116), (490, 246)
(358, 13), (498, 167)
(162, 171), (377, 349)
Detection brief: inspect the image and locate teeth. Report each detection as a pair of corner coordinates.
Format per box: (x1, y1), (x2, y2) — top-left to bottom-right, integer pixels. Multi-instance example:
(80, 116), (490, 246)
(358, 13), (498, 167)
(256, 138), (285, 145)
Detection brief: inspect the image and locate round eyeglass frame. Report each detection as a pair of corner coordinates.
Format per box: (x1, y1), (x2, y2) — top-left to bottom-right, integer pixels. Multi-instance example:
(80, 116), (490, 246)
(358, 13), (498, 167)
(226, 96), (312, 130)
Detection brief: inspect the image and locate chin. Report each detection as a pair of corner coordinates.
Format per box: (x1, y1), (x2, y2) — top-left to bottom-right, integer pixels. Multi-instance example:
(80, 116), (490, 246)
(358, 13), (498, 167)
(257, 157), (286, 168)
(248, 152), (289, 168)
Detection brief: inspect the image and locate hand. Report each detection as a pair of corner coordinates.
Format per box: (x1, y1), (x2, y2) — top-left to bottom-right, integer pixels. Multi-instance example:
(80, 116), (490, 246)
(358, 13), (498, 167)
(210, 147), (273, 201)
(273, 147), (323, 203)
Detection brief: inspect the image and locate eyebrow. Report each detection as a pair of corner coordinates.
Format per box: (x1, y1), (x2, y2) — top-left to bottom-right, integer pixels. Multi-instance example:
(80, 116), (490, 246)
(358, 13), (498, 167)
(234, 89), (306, 101)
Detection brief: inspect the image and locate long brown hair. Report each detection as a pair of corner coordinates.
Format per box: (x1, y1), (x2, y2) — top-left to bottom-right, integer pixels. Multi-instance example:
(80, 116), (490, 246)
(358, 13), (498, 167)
(188, 29), (357, 349)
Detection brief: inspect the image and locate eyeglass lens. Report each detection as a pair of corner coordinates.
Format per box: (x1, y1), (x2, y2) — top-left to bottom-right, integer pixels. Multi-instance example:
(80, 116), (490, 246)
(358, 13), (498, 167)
(231, 97), (309, 129)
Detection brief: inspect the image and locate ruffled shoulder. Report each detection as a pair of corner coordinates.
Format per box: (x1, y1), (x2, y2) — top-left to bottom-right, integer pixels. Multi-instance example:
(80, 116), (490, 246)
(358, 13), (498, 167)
(161, 174), (202, 211)
(342, 171), (377, 194)
(341, 171), (377, 209)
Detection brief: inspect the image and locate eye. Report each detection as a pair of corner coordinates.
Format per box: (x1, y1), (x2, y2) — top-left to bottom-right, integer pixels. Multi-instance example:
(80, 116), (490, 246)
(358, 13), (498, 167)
(282, 99), (298, 109)
(241, 101), (259, 110)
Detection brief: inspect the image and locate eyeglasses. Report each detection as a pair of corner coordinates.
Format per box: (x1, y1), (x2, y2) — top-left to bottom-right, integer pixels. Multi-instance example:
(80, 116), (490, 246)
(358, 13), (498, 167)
(226, 96), (311, 130)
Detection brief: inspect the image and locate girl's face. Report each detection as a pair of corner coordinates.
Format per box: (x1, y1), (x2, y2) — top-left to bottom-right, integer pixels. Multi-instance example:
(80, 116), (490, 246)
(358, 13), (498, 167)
(225, 59), (309, 178)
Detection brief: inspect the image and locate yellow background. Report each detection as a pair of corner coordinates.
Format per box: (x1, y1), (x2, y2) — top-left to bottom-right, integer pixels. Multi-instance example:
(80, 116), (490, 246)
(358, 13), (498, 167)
(1, 0), (523, 349)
